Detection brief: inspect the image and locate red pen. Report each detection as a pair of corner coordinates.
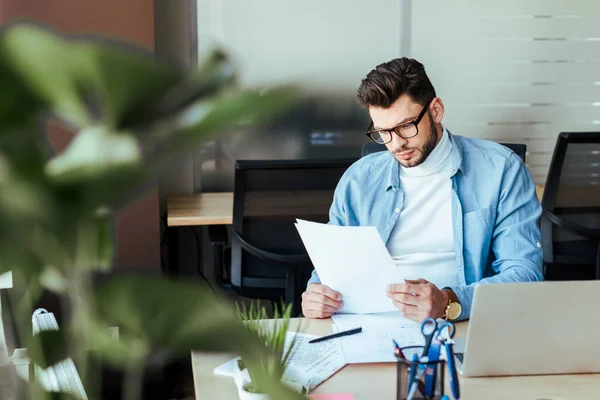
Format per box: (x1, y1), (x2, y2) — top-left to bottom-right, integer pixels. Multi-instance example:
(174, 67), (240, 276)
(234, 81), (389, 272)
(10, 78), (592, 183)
(393, 339), (407, 359)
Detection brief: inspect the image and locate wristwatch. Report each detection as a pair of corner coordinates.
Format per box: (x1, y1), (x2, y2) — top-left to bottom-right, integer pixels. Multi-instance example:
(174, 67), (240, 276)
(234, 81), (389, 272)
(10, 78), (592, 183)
(443, 292), (462, 321)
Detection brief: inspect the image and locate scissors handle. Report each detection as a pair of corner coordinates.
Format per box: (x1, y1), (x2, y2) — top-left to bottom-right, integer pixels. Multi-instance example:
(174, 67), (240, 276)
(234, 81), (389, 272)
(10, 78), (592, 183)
(420, 317), (437, 357)
(436, 321), (456, 341)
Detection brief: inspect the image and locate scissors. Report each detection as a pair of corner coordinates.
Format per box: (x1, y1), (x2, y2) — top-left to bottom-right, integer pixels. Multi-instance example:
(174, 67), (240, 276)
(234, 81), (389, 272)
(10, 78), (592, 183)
(420, 318), (455, 356)
(420, 319), (457, 397)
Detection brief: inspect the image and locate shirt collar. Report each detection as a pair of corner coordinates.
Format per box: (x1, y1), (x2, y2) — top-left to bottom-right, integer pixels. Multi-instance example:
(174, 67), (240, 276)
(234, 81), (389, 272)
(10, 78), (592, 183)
(385, 127), (465, 192)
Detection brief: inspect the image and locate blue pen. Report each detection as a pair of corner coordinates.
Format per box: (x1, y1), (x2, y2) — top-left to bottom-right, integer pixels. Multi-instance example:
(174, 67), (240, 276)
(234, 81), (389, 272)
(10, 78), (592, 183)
(424, 338), (441, 397)
(407, 353), (418, 392)
(444, 340), (460, 399)
(406, 358), (426, 400)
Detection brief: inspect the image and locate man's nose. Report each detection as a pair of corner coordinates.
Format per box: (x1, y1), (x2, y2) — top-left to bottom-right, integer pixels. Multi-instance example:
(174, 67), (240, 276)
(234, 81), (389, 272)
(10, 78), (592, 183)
(390, 132), (409, 147)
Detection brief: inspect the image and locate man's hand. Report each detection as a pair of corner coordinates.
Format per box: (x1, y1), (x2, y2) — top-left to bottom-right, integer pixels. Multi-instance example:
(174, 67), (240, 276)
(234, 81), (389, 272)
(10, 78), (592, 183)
(301, 283), (343, 319)
(386, 278), (449, 323)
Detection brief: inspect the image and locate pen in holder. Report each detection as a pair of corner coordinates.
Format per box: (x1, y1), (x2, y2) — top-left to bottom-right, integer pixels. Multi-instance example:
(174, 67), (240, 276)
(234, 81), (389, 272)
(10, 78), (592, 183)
(396, 345), (445, 400)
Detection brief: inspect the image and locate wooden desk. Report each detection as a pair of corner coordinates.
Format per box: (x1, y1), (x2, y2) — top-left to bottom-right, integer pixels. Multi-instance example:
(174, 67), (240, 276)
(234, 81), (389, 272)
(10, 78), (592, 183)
(191, 317), (600, 400)
(167, 185), (546, 228)
(168, 192), (233, 226)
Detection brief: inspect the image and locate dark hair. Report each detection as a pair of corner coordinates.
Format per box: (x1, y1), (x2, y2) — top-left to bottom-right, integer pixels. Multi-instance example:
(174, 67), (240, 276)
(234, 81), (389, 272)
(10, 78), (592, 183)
(356, 57), (436, 109)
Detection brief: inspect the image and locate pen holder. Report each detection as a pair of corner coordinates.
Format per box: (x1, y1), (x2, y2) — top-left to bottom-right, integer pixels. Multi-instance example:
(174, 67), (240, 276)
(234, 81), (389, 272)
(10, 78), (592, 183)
(396, 345), (445, 400)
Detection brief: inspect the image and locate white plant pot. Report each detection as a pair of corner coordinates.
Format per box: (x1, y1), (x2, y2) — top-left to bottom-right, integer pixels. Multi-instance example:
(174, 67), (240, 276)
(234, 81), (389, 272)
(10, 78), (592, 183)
(237, 382), (270, 400)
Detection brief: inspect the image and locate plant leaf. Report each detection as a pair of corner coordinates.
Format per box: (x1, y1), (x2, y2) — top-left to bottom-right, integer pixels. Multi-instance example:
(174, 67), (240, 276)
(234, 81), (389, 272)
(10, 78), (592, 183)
(0, 23), (90, 127)
(93, 210), (114, 271)
(77, 39), (182, 128)
(45, 126), (142, 185)
(0, 54), (45, 127)
(147, 85), (297, 171)
(116, 49), (238, 130)
(29, 330), (68, 368)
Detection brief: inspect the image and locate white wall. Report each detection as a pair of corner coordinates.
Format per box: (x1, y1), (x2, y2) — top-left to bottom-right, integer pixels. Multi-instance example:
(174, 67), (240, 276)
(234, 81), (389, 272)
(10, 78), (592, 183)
(197, 0), (405, 93)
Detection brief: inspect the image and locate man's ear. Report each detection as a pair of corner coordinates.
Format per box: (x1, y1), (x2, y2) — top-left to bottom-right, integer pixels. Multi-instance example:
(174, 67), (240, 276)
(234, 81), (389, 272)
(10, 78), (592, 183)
(430, 97), (445, 124)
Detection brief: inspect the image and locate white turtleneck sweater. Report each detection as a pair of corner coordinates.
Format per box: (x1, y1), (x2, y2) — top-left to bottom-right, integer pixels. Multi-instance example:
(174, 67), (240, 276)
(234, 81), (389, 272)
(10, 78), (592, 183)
(386, 128), (460, 289)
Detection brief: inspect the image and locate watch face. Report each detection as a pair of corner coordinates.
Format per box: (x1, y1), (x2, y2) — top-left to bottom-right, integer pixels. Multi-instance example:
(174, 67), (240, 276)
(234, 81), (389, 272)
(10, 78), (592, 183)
(448, 302), (462, 320)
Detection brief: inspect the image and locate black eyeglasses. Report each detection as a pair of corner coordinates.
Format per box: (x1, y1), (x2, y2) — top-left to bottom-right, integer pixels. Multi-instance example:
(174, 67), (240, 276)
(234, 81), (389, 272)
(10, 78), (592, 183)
(365, 98), (433, 144)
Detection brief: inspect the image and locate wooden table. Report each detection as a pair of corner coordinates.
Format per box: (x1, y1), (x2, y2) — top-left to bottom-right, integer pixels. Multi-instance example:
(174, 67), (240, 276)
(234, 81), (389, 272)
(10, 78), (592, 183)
(192, 317), (600, 400)
(168, 192), (234, 227)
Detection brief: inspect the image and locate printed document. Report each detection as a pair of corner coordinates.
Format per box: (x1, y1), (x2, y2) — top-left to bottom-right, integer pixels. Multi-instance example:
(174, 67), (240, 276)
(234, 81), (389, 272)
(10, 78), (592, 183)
(214, 332), (346, 390)
(283, 332), (346, 389)
(295, 219), (402, 314)
(331, 312), (424, 363)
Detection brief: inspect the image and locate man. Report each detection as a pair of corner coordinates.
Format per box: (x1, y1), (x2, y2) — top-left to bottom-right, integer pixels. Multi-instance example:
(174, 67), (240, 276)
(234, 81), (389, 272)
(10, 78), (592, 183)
(301, 57), (543, 322)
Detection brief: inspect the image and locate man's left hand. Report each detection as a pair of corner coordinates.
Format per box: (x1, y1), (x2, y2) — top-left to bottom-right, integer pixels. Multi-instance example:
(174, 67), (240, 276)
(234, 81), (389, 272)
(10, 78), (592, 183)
(386, 278), (449, 323)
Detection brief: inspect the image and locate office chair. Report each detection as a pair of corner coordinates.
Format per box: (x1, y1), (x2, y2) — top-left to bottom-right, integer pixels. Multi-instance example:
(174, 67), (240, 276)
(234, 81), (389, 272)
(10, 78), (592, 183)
(541, 132), (600, 280)
(361, 142), (527, 162)
(211, 158), (357, 316)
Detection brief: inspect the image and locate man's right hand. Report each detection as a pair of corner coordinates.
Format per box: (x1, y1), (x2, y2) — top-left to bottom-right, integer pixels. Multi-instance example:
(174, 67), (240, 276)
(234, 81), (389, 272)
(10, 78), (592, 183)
(301, 283), (343, 319)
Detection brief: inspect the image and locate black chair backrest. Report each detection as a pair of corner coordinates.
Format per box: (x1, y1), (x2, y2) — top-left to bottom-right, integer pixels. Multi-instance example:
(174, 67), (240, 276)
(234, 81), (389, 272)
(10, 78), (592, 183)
(231, 158), (357, 290)
(541, 132), (600, 280)
(361, 141), (527, 162)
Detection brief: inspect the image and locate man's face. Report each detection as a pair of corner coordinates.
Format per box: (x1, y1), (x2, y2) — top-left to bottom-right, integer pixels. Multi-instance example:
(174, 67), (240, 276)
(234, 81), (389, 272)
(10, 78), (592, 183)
(369, 95), (443, 168)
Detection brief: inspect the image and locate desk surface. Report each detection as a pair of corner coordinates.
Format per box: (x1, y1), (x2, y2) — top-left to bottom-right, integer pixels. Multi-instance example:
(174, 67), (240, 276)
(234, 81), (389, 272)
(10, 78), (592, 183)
(191, 317), (600, 400)
(167, 192), (233, 226)
(168, 185), (546, 227)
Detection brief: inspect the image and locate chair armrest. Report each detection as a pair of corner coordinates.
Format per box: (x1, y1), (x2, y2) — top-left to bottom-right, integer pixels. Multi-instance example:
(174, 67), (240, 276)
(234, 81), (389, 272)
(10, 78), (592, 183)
(542, 209), (600, 241)
(232, 229), (310, 265)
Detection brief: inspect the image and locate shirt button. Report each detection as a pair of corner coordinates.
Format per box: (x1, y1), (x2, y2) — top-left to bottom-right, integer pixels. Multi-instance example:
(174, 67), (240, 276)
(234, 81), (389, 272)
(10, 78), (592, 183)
(536, 242), (542, 248)
(395, 208), (400, 213)
(392, 188), (397, 192)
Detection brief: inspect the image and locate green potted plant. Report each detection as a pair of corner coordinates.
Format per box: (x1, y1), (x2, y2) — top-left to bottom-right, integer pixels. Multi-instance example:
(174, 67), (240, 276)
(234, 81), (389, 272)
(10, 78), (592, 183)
(0, 21), (305, 400)
(235, 301), (302, 400)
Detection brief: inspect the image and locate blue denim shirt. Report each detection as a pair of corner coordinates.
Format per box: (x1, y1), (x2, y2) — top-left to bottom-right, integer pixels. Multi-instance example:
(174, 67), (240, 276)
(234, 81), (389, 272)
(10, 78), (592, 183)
(307, 132), (544, 320)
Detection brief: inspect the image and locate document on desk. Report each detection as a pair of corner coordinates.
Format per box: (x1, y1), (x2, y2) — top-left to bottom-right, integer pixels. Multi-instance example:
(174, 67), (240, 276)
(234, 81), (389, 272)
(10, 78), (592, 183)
(295, 219), (400, 314)
(215, 332), (346, 390)
(331, 312), (424, 363)
(283, 332), (346, 390)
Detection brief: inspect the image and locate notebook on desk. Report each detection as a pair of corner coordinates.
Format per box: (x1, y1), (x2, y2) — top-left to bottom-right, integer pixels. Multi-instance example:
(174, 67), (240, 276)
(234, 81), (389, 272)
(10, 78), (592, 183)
(454, 281), (600, 377)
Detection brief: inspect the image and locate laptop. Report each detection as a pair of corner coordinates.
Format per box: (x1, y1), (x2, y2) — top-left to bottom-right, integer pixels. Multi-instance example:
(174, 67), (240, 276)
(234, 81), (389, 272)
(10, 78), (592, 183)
(453, 281), (600, 377)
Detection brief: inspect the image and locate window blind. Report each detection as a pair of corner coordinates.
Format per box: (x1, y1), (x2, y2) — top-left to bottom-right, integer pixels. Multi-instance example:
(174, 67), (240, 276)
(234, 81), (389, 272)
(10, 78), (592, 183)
(411, 0), (600, 184)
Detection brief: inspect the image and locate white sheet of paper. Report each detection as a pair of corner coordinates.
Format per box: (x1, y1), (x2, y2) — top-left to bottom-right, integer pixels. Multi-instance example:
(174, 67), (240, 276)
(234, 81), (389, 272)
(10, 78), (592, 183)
(331, 312), (424, 363)
(283, 332), (346, 390)
(295, 219), (400, 314)
(213, 356), (240, 377)
(214, 332), (346, 390)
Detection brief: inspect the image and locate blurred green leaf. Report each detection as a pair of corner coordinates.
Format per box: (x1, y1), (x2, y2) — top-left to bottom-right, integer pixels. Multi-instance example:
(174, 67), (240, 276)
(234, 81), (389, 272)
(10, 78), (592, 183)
(0, 240), (45, 278)
(29, 330), (68, 368)
(153, 86), (297, 154)
(77, 40), (182, 128)
(45, 126), (142, 185)
(43, 87), (295, 212)
(0, 57), (45, 127)
(93, 210), (114, 271)
(39, 267), (69, 293)
(0, 23), (90, 127)
(116, 49), (237, 130)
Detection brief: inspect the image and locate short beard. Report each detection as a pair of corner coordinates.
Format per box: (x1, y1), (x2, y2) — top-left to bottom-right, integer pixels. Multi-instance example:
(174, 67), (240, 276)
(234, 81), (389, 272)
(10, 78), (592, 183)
(398, 113), (438, 168)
